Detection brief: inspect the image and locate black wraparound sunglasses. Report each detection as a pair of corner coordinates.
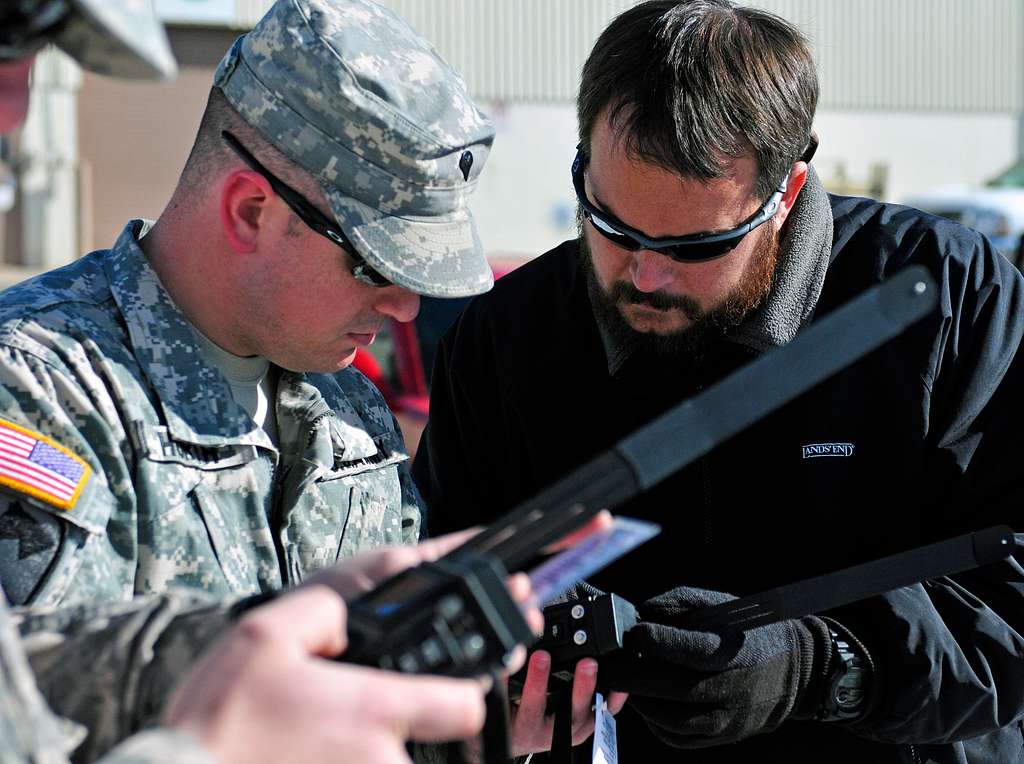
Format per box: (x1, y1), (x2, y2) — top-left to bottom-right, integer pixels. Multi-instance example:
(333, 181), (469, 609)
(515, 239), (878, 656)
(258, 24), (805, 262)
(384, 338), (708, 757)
(221, 131), (391, 288)
(571, 138), (816, 263)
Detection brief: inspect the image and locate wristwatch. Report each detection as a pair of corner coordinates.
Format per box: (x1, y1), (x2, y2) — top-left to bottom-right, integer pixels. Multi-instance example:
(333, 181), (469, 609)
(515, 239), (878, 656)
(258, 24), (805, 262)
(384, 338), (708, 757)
(818, 628), (870, 722)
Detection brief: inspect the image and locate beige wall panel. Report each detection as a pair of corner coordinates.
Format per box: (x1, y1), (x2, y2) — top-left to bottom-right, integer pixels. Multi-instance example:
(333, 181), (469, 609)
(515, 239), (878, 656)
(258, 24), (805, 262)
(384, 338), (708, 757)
(389, 0), (1024, 111)
(77, 29), (238, 252)
(755, 0), (1023, 112)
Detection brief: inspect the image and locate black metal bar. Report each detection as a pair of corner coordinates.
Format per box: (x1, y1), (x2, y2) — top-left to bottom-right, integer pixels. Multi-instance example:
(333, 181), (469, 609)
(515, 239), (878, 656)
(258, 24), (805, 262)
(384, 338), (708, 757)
(681, 525), (1019, 632)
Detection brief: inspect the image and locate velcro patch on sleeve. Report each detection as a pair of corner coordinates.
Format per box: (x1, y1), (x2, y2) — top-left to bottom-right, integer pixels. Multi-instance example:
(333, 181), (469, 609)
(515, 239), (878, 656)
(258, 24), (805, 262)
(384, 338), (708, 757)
(0, 419), (90, 511)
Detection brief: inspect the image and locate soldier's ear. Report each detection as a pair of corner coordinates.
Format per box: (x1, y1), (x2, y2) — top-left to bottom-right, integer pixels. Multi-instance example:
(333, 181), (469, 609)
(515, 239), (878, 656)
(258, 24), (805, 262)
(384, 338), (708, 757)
(219, 170), (275, 254)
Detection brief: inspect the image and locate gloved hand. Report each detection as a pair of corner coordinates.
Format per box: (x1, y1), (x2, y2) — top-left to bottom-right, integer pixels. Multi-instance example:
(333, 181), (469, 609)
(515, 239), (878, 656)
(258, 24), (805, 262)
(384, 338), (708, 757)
(601, 586), (835, 748)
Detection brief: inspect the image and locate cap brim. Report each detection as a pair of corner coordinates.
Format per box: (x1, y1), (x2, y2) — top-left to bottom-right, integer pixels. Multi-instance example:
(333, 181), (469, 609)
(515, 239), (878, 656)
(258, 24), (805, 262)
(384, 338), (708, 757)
(55, 0), (177, 80)
(326, 190), (493, 299)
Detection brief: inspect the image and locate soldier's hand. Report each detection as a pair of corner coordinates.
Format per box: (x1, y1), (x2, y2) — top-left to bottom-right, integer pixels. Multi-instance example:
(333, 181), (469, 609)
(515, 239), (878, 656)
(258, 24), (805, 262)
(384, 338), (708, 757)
(164, 585), (490, 764)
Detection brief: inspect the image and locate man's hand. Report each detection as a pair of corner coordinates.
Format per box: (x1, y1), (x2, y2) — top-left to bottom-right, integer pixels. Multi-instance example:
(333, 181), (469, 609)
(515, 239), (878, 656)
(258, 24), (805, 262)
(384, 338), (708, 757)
(165, 585), (489, 764)
(460, 649), (628, 762)
(603, 586), (834, 748)
(509, 650), (628, 756)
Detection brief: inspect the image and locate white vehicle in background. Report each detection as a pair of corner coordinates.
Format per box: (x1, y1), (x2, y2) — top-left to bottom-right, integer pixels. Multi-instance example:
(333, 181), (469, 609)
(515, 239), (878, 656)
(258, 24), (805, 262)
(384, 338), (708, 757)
(901, 186), (1024, 269)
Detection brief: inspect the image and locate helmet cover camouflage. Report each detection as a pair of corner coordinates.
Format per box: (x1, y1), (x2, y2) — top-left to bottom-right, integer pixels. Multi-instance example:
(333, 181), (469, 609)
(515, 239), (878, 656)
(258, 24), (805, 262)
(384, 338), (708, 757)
(214, 0), (495, 298)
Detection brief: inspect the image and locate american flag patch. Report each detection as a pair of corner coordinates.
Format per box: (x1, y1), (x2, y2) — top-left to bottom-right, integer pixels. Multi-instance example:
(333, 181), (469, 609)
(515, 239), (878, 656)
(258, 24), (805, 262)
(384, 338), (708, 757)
(0, 419), (90, 511)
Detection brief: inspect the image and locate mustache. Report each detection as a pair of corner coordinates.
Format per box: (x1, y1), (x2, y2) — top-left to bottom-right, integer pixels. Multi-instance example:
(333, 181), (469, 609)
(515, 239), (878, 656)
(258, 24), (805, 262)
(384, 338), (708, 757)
(608, 280), (703, 317)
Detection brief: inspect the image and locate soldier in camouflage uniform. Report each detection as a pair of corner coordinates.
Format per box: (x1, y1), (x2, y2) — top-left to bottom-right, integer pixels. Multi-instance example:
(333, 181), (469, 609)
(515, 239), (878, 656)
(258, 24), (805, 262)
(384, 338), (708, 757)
(0, 2), (513, 763)
(0, 0), (495, 608)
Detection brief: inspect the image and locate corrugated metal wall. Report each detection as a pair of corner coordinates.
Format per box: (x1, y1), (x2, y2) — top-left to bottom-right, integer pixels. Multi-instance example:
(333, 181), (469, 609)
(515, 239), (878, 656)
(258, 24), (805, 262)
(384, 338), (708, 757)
(231, 0), (634, 101)
(234, 0), (273, 25)
(759, 0), (1023, 112)
(227, 0), (1024, 112)
(375, 1), (635, 103)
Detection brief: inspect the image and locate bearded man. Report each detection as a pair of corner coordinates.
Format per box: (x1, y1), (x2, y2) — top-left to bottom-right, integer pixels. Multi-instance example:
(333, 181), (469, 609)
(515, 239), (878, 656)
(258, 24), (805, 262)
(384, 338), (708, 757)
(414, 1), (1024, 762)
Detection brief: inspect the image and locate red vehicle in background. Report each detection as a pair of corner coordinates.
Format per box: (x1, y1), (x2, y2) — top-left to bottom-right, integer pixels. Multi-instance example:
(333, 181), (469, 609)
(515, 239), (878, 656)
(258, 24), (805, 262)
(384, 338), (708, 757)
(353, 257), (527, 456)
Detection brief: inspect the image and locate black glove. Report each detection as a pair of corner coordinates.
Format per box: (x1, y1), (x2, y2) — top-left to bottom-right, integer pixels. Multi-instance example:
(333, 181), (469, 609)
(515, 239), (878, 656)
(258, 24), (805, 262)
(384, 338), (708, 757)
(602, 586), (835, 748)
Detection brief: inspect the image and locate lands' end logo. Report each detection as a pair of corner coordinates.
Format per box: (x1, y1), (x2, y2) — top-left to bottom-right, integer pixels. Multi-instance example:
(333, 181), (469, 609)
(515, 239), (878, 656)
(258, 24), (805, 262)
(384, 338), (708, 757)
(802, 442), (855, 459)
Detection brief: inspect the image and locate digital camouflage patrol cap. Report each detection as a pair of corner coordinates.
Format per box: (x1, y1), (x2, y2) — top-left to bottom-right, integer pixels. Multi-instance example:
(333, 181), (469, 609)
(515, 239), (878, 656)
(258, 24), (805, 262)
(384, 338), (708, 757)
(214, 0), (495, 298)
(0, 0), (177, 80)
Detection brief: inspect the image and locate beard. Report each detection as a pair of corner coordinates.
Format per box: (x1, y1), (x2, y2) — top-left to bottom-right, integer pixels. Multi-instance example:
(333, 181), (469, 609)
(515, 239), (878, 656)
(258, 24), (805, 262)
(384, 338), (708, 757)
(579, 214), (780, 359)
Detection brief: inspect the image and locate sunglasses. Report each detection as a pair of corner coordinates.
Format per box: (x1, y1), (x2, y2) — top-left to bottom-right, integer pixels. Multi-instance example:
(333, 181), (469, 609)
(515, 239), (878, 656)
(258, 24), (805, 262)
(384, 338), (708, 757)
(571, 145), (788, 263)
(0, 0), (70, 61)
(221, 131), (392, 288)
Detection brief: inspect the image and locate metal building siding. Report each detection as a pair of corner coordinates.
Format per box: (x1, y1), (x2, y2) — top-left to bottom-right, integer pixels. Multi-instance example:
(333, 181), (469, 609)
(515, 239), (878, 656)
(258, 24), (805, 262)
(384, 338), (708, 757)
(756, 0), (1023, 112)
(226, 0), (634, 100)
(381, 1), (636, 102)
(226, 0), (1023, 111)
(234, 0), (272, 26)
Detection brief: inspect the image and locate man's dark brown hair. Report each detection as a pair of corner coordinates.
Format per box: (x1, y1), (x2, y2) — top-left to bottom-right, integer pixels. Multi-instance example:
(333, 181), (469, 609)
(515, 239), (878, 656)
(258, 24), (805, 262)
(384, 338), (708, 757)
(577, 0), (818, 199)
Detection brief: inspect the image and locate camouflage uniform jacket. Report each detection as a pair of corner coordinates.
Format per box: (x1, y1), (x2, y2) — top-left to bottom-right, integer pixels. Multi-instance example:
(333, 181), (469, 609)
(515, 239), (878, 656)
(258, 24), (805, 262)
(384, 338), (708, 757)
(0, 220), (422, 607)
(2, 589), (226, 764)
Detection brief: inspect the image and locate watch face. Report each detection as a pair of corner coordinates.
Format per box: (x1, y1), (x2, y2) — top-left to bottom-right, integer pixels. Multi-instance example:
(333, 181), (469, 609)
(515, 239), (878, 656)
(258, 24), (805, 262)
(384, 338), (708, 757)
(835, 664), (866, 708)
(821, 632), (869, 721)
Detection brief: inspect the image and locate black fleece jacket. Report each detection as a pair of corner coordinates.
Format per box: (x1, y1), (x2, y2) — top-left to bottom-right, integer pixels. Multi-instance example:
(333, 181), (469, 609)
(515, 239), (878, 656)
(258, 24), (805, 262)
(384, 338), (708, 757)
(414, 194), (1024, 764)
